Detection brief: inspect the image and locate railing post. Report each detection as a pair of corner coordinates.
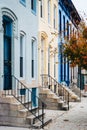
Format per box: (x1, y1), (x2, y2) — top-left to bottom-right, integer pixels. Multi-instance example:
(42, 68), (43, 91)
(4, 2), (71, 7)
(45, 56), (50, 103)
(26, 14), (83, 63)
(63, 87), (64, 101)
(11, 75), (13, 95)
(42, 75), (43, 88)
(31, 91), (32, 110)
(54, 82), (56, 93)
(28, 89), (29, 109)
(42, 102), (44, 128)
(49, 76), (50, 89)
(68, 92), (69, 110)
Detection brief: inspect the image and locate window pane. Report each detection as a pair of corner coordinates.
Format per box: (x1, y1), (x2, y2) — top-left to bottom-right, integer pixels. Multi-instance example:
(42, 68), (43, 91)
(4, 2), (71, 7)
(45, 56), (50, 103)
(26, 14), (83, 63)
(54, 5), (57, 29)
(20, 35), (24, 77)
(31, 40), (35, 78)
(31, 0), (36, 13)
(40, 0), (43, 17)
(59, 10), (61, 33)
(48, 0), (51, 23)
(20, 57), (23, 77)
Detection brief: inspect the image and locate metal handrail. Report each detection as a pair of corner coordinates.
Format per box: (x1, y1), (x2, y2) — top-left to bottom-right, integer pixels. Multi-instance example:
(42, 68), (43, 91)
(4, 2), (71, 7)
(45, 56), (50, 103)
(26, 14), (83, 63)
(41, 74), (69, 110)
(3, 75), (46, 128)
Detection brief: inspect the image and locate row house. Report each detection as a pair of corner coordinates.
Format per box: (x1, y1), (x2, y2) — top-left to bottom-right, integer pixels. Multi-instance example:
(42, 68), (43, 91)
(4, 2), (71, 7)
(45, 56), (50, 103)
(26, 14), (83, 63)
(0, 0), (50, 128)
(38, 0), (58, 86)
(58, 0), (81, 86)
(0, 0), (39, 103)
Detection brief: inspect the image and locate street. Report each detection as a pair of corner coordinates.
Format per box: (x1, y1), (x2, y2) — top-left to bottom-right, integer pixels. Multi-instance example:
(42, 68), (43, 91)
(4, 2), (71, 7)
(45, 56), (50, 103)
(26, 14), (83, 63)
(0, 97), (87, 130)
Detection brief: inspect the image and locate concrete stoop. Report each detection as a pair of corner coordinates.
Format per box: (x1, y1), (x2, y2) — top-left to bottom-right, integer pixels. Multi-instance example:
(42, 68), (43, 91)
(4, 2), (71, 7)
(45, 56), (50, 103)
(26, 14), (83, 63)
(0, 95), (52, 128)
(39, 88), (68, 111)
(61, 85), (80, 102)
(70, 85), (81, 97)
(82, 91), (87, 97)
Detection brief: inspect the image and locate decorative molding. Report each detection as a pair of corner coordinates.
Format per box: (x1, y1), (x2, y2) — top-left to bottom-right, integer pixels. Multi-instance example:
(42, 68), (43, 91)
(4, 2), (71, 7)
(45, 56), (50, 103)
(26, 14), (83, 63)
(13, 34), (18, 39)
(2, 8), (17, 21)
(1, 7), (18, 36)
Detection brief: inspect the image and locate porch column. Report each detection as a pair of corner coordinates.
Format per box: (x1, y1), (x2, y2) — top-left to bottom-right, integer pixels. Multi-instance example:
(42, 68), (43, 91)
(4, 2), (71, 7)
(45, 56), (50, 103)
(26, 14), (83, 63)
(12, 20), (19, 78)
(38, 32), (41, 86)
(13, 35), (19, 78)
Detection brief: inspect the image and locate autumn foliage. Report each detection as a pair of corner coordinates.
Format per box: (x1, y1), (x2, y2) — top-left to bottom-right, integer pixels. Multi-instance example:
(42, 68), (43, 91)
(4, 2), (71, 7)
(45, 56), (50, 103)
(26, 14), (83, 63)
(63, 24), (87, 70)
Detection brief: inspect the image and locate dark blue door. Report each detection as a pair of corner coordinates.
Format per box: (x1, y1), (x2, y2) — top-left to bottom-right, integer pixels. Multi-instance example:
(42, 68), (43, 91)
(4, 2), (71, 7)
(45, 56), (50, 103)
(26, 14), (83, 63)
(32, 88), (37, 107)
(3, 16), (12, 90)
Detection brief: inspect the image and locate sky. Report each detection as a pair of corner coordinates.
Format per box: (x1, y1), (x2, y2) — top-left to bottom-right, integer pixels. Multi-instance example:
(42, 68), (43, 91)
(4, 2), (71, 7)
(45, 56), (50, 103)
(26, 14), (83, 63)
(72, 0), (87, 19)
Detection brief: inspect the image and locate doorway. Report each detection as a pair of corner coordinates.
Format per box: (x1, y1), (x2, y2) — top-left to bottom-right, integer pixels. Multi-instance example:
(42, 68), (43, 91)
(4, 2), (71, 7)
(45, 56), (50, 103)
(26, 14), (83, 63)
(3, 16), (12, 90)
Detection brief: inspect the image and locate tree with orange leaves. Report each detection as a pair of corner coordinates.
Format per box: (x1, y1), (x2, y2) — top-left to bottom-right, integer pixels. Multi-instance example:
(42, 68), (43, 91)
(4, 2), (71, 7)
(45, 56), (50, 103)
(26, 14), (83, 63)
(63, 23), (87, 70)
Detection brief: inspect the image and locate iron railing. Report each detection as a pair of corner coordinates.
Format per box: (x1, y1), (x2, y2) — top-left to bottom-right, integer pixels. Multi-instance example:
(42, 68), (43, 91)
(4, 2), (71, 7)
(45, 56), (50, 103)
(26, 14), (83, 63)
(3, 75), (46, 128)
(41, 74), (69, 110)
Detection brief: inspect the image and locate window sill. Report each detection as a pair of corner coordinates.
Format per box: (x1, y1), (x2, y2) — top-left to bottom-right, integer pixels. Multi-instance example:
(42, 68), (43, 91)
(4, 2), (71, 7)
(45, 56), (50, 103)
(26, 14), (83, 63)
(32, 78), (35, 80)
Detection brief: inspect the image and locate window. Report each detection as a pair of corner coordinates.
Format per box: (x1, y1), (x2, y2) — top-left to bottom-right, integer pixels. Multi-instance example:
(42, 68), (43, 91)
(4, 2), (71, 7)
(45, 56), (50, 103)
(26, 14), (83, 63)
(63, 15), (65, 37)
(59, 10), (62, 33)
(73, 28), (75, 36)
(31, 0), (36, 13)
(67, 20), (69, 40)
(40, 0), (44, 18)
(48, 0), (51, 23)
(54, 5), (57, 29)
(20, 0), (26, 6)
(31, 39), (35, 78)
(20, 34), (25, 77)
(67, 59), (69, 85)
(20, 35), (23, 77)
(54, 54), (56, 78)
(41, 37), (45, 74)
(64, 57), (66, 81)
(48, 47), (50, 75)
(70, 24), (72, 35)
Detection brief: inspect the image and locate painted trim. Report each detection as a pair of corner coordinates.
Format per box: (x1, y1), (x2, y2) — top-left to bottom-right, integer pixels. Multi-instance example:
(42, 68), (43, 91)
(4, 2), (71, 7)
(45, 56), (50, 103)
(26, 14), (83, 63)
(20, 0), (26, 7)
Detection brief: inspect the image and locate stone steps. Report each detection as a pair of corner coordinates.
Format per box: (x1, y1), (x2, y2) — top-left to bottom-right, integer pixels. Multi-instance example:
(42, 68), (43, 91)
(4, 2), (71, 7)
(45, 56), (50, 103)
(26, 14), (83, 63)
(60, 85), (80, 102)
(0, 96), (17, 103)
(32, 117), (52, 129)
(0, 95), (52, 128)
(26, 110), (45, 124)
(39, 88), (68, 110)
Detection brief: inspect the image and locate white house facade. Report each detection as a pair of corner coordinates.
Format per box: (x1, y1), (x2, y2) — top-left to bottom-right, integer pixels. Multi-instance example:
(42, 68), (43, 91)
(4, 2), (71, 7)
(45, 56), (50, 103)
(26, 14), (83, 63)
(38, 0), (58, 86)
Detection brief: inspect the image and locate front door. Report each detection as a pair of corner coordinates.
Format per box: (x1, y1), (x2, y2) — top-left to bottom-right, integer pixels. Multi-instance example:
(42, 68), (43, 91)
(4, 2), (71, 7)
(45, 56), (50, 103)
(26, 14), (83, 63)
(3, 16), (12, 90)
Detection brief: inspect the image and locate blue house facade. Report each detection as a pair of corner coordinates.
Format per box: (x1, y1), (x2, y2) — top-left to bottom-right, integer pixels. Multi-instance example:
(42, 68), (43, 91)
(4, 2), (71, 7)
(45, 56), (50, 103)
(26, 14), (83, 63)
(0, 0), (39, 107)
(58, 0), (81, 86)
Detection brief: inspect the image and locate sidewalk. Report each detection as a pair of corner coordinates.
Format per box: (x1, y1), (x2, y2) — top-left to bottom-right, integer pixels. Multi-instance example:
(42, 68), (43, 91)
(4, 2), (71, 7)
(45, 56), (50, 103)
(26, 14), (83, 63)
(0, 98), (86, 130)
(44, 97), (87, 130)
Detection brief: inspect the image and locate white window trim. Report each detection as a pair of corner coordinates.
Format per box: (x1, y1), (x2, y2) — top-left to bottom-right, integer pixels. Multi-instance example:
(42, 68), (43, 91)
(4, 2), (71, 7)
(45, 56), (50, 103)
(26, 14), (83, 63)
(31, 37), (37, 80)
(20, 32), (26, 79)
(40, 0), (44, 18)
(48, 0), (51, 24)
(31, 0), (37, 15)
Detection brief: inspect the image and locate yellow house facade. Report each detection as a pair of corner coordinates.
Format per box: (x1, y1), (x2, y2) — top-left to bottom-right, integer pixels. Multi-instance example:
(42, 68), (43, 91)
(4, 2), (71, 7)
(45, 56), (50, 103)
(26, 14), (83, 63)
(38, 0), (58, 86)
